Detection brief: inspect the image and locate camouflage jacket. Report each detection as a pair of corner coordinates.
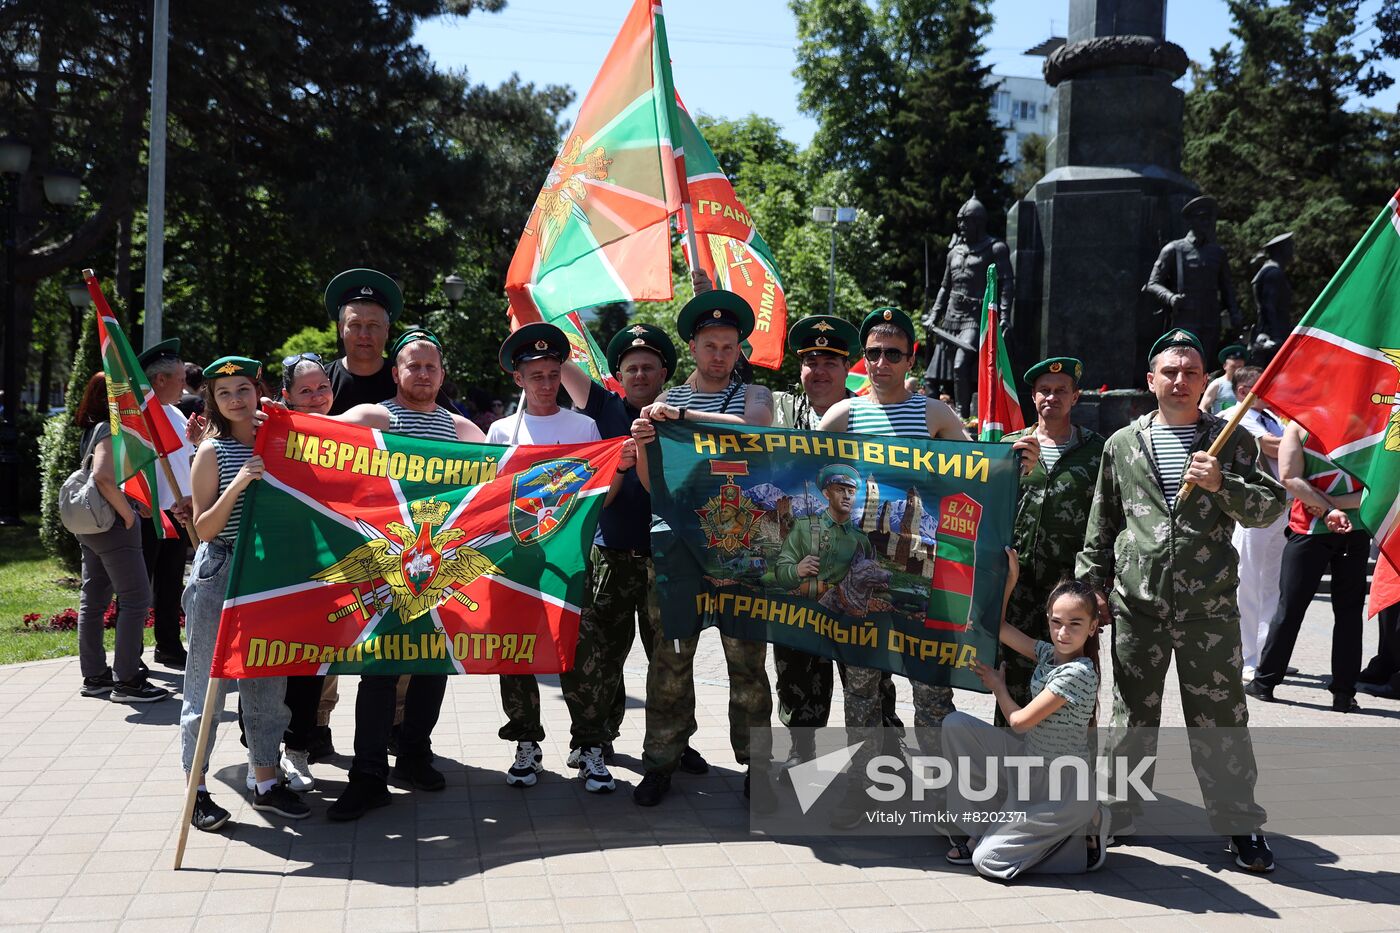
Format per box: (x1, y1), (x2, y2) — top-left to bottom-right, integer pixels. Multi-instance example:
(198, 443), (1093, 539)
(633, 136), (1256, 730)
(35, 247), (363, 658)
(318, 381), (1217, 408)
(772, 388), (853, 431)
(1004, 425), (1106, 596)
(1074, 411), (1286, 626)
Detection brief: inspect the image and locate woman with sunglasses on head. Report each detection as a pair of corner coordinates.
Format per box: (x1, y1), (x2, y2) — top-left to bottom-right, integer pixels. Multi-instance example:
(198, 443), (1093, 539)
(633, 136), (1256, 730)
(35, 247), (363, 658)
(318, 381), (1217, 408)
(181, 356), (311, 832)
(233, 353), (336, 795)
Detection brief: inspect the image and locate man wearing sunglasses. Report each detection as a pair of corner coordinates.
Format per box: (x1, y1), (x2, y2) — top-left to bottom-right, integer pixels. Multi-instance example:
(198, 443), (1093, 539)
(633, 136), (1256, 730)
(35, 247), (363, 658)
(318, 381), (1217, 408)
(818, 307), (1039, 828)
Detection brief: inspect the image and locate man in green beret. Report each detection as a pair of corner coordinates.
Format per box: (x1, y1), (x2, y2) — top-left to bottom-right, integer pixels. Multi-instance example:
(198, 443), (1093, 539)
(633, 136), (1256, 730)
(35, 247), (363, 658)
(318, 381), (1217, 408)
(286, 327), (488, 821)
(629, 288), (774, 808)
(773, 464), (874, 593)
(137, 338), (196, 668)
(818, 306), (1040, 828)
(1200, 343), (1247, 415)
(554, 323), (715, 791)
(998, 357), (1105, 717)
(1075, 328), (1285, 872)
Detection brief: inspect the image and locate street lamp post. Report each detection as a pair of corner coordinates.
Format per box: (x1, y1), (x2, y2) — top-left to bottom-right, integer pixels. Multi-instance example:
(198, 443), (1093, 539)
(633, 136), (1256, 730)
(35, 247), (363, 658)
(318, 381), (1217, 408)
(0, 136), (32, 526)
(811, 206), (857, 315)
(442, 273), (466, 312)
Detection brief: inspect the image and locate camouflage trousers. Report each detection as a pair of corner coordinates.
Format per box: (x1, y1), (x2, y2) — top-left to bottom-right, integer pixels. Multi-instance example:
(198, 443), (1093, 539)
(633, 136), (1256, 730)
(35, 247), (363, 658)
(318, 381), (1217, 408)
(775, 646), (901, 729)
(998, 576), (1054, 725)
(843, 665), (952, 780)
(642, 625), (772, 775)
(1108, 612), (1267, 834)
(559, 546), (658, 749)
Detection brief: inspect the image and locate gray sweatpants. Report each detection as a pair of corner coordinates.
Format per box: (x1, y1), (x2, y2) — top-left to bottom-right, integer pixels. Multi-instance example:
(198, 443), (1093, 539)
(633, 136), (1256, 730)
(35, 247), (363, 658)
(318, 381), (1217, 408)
(942, 711), (1099, 878)
(179, 539), (289, 774)
(77, 518), (152, 682)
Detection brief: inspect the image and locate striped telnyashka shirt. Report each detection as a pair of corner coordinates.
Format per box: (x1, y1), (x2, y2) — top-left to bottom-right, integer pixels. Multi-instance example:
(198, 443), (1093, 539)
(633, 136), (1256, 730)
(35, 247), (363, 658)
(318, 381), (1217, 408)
(845, 393), (929, 439)
(382, 400), (459, 441)
(212, 437), (254, 545)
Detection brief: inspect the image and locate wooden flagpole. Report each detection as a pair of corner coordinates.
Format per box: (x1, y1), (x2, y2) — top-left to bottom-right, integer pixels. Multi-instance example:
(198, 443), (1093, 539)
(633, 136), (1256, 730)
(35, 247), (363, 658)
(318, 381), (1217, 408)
(1176, 390), (1258, 503)
(173, 676), (224, 869)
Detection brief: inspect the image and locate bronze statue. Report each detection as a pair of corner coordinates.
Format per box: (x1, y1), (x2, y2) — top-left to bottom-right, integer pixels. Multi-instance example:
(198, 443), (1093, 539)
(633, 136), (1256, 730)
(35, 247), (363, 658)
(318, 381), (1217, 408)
(1144, 194), (1241, 365)
(1250, 231), (1293, 364)
(922, 195), (1012, 417)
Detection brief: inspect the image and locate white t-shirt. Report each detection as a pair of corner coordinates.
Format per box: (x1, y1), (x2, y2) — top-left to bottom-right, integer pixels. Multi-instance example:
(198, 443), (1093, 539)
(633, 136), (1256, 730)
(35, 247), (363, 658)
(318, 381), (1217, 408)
(156, 402), (195, 509)
(486, 408), (601, 446)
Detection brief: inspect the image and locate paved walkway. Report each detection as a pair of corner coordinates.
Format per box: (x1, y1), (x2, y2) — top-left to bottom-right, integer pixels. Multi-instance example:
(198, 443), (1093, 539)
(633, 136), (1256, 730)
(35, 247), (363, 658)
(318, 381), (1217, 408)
(1, 595), (1398, 932)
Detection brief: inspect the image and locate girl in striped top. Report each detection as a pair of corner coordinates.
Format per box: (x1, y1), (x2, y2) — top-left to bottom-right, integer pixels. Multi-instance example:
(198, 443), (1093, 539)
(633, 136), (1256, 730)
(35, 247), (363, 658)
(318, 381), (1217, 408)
(943, 551), (1110, 878)
(181, 357), (309, 833)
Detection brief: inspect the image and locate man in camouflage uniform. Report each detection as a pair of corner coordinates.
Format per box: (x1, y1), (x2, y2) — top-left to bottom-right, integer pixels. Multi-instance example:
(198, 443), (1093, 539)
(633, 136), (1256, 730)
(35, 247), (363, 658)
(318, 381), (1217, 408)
(770, 316), (901, 760)
(556, 323), (712, 792)
(1075, 329), (1285, 873)
(999, 357), (1105, 720)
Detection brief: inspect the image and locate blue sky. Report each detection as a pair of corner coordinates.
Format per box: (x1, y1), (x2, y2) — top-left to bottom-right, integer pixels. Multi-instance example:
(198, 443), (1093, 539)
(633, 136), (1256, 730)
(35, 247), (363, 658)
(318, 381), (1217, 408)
(415, 0), (1398, 146)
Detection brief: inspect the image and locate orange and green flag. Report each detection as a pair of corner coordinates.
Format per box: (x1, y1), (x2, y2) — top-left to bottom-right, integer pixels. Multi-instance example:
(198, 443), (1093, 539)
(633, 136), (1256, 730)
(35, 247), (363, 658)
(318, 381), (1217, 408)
(87, 271), (185, 537)
(976, 266), (1023, 442)
(505, 0), (684, 326)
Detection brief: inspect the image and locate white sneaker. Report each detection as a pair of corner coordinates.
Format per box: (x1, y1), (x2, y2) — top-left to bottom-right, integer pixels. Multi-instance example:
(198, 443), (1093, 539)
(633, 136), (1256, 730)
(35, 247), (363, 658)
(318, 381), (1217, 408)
(577, 746), (615, 794)
(281, 749), (315, 792)
(506, 741), (543, 787)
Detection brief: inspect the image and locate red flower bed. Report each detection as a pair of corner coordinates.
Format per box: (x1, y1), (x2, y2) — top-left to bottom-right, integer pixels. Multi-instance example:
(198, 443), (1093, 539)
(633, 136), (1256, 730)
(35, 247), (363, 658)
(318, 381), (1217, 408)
(20, 605), (184, 633)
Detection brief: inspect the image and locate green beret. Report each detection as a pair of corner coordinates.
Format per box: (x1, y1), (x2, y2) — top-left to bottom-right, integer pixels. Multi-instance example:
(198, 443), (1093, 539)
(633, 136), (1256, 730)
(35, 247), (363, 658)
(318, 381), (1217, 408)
(499, 322), (569, 374)
(137, 338), (181, 370)
(677, 289), (754, 342)
(390, 327), (443, 362)
(1024, 357), (1083, 386)
(859, 306), (916, 347)
(1217, 344), (1246, 364)
(1149, 328), (1205, 363)
(818, 464), (860, 490)
(606, 323), (677, 376)
(324, 268), (403, 322)
(788, 315), (859, 359)
(203, 356), (262, 382)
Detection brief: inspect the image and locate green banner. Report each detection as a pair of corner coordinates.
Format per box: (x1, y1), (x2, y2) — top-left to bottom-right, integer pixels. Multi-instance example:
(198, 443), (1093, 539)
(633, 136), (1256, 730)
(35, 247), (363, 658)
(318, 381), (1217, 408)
(649, 422), (1019, 690)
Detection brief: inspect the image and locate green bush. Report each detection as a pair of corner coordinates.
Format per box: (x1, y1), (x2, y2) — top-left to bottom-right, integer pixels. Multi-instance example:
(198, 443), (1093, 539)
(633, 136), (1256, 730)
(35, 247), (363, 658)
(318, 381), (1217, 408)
(271, 323), (341, 380)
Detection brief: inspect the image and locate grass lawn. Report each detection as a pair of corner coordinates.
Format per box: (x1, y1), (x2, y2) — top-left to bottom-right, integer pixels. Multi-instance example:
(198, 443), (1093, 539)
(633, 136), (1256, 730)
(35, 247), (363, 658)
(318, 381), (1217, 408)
(0, 515), (160, 666)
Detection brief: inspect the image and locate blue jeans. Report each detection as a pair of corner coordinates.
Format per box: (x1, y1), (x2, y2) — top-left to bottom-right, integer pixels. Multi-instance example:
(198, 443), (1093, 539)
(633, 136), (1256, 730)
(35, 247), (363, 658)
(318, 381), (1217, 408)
(179, 539), (289, 774)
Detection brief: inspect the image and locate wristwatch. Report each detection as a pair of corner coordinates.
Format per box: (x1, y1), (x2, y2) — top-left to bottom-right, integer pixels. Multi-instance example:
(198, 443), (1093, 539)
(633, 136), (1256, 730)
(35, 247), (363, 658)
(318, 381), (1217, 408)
(676, 406), (688, 422)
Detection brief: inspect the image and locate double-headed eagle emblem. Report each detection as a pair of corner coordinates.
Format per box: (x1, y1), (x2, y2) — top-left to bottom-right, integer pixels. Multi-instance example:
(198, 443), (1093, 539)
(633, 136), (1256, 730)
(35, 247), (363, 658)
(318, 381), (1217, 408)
(314, 497), (501, 624)
(1378, 347), (1400, 452)
(527, 136), (612, 265)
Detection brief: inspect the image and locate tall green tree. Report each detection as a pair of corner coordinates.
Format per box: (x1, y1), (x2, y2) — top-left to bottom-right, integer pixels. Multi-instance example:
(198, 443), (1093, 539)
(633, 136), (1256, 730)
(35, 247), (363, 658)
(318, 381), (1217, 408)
(1184, 0), (1400, 323)
(792, 0), (1008, 311)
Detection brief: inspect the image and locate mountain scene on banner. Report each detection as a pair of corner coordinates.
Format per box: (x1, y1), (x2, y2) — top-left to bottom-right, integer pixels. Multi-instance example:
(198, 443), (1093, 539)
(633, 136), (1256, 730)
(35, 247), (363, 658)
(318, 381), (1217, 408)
(743, 482), (940, 542)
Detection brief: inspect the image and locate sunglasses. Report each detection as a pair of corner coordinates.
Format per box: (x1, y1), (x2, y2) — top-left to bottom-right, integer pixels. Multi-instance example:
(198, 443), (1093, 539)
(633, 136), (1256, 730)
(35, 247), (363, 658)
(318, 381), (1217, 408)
(282, 351), (323, 368)
(863, 346), (907, 364)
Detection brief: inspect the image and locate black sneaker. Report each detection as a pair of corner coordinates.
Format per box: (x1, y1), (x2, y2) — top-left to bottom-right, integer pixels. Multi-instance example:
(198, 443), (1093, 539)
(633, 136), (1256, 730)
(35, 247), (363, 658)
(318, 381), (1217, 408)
(251, 783), (311, 820)
(506, 741), (543, 788)
(307, 725), (336, 763)
(192, 790), (230, 832)
(1244, 680), (1275, 702)
(393, 757), (446, 791)
(633, 771), (671, 807)
(327, 774), (390, 822)
(154, 647), (187, 669)
(678, 746), (710, 775)
(577, 746), (616, 794)
(1231, 833), (1276, 873)
(1332, 694), (1360, 713)
(110, 678), (172, 704)
(80, 669), (114, 697)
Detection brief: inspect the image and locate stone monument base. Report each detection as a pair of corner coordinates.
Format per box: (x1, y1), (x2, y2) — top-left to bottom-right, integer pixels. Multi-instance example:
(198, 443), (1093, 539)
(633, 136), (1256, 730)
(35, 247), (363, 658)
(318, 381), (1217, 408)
(1070, 388), (1156, 437)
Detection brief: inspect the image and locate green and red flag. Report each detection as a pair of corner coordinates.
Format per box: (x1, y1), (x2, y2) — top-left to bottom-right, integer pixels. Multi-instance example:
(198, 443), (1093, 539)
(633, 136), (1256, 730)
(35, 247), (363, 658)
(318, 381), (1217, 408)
(845, 357), (873, 396)
(646, 421), (1018, 690)
(210, 408), (625, 678)
(674, 96), (788, 370)
(505, 0), (683, 326)
(1251, 189), (1400, 573)
(976, 266), (1023, 442)
(557, 310), (623, 394)
(88, 272), (185, 537)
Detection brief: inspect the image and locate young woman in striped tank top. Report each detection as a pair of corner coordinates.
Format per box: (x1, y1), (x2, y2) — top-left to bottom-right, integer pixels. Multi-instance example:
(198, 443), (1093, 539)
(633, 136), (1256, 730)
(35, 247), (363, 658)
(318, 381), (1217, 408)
(182, 357), (310, 833)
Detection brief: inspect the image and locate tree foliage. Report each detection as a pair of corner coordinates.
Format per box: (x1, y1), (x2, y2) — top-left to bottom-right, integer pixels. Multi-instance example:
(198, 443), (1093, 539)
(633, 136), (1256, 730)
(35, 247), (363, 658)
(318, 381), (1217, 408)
(1184, 0), (1400, 323)
(792, 0), (1009, 312)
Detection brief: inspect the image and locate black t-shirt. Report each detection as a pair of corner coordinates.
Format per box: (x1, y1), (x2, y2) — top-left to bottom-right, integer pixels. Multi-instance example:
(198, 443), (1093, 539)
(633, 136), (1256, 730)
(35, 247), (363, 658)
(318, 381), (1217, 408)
(583, 381), (650, 553)
(324, 357), (452, 415)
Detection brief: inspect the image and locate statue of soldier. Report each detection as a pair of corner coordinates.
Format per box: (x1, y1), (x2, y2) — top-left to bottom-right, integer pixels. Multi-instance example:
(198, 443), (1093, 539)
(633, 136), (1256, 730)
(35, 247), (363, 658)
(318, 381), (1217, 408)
(1145, 194), (1241, 366)
(1250, 232), (1294, 365)
(922, 195), (1013, 418)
